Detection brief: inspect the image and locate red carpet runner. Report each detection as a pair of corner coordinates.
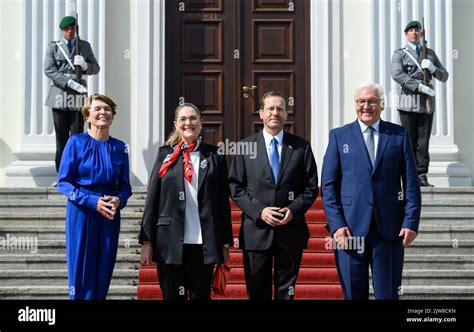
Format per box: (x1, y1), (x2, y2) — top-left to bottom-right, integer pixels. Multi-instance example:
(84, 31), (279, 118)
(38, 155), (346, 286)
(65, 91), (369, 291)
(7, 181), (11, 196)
(137, 198), (344, 299)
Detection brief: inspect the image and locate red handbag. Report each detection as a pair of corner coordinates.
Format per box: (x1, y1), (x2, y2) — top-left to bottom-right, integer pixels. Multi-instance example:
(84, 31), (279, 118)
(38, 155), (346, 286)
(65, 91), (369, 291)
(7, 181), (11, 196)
(212, 263), (231, 295)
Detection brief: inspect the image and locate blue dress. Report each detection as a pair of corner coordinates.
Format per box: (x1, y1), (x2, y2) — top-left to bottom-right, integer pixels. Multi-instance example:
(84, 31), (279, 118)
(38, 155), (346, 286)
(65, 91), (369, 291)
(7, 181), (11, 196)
(57, 133), (132, 299)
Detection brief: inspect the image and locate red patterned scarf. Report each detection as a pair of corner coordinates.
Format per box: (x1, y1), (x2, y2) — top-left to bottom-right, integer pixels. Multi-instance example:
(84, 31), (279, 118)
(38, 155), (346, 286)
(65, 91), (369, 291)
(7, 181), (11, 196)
(159, 137), (201, 183)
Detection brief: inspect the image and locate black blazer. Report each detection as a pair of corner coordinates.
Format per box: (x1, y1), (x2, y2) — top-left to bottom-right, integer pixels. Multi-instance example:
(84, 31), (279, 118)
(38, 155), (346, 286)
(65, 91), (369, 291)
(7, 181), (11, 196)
(139, 143), (233, 265)
(228, 131), (318, 251)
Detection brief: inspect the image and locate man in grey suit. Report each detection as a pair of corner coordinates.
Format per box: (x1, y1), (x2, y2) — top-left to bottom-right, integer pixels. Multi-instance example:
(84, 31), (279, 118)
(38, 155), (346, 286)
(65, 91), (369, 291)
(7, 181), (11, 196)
(391, 20), (448, 187)
(44, 15), (100, 174)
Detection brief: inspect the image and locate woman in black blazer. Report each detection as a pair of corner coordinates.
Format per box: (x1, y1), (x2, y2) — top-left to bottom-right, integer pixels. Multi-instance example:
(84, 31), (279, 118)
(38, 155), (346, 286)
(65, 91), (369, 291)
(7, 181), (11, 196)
(139, 103), (233, 300)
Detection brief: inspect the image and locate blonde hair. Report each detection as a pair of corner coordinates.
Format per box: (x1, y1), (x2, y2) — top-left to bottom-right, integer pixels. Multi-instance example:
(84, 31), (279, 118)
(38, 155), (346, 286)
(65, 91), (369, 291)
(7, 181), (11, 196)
(165, 103), (202, 146)
(81, 94), (117, 129)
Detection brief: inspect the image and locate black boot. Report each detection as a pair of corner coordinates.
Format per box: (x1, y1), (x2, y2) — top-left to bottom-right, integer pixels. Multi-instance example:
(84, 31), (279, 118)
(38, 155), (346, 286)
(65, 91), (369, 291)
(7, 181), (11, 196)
(418, 174), (434, 187)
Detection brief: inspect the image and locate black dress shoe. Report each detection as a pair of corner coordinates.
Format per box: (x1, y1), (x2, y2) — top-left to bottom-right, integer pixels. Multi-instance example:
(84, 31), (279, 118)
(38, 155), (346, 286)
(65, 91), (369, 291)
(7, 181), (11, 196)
(418, 174), (434, 187)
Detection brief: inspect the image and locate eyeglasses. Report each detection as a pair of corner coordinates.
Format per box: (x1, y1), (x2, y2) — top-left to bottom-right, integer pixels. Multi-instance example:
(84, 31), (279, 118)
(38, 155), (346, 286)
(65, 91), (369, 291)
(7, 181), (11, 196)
(355, 99), (379, 107)
(263, 107), (286, 114)
(91, 106), (113, 113)
(177, 116), (200, 124)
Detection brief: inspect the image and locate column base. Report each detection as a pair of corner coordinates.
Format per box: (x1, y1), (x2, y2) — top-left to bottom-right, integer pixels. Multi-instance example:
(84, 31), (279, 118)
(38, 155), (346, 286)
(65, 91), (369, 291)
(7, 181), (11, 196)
(428, 145), (472, 187)
(4, 145), (57, 187)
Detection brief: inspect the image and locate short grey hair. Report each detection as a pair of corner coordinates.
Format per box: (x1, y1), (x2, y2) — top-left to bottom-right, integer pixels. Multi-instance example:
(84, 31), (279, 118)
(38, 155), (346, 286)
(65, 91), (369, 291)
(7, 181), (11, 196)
(354, 83), (385, 100)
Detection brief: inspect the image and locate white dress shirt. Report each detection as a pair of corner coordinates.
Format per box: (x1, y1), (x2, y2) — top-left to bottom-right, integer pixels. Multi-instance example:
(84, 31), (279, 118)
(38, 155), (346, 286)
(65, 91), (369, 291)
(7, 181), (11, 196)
(184, 151), (202, 244)
(358, 118), (380, 162)
(262, 129), (284, 166)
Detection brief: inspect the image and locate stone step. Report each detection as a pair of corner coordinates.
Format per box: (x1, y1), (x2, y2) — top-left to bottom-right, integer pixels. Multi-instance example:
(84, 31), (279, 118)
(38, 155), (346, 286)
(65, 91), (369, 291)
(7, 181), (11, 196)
(1, 186), (472, 196)
(0, 269), (470, 289)
(0, 239), (141, 255)
(0, 285), (137, 299)
(0, 253), (472, 271)
(2, 223), (473, 241)
(420, 200), (474, 212)
(0, 187), (148, 200)
(416, 212), (474, 225)
(2, 238), (472, 255)
(1, 211), (472, 223)
(0, 225), (140, 239)
(0, 218), (141, 227)
(404, 240), (474, 255)
(1, 285), (472, 300)
(419, 187), (474, 200)
(415, 225), (474, 240)
(0, 269), (138, 286)
(403, 254), (474, 269)
(397, 286), (474, 300)
(0, 201), (146, 214)
(400, 270), (474, 286)
(0, 254), (140, 270)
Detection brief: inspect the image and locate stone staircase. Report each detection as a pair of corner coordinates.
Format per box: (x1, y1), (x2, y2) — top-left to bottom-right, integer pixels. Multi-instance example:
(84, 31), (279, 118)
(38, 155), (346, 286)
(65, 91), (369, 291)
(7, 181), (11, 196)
(0, 187), (473, 299)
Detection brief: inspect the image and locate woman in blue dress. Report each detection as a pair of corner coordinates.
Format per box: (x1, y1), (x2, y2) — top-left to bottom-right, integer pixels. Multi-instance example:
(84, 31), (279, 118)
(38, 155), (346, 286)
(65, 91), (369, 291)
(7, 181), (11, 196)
(57, 94), (132, 300)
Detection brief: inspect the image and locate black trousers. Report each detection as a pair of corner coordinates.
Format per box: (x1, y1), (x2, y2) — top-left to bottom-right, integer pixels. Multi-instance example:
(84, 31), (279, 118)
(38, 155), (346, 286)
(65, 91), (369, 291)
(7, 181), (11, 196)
(399, 110), (434, 175)
(52, 108), (84, 173)
(243, 243), (303, 300)
(157, 244), (214, 300)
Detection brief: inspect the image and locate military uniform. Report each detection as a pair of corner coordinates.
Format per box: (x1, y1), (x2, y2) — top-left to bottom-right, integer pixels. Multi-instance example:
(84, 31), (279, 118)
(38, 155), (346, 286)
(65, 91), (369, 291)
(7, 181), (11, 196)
(44, 22), (100, 172)
(391, 21), (448, 183)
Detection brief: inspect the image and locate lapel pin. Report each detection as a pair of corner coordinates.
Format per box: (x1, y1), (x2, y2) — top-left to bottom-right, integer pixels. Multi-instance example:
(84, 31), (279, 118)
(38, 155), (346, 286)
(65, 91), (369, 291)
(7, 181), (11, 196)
(200, 159), (208, 170)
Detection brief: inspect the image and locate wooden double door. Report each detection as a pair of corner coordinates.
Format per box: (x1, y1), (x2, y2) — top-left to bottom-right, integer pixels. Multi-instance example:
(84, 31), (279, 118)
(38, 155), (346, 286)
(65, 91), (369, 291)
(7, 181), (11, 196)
(165, 0), (310, 144)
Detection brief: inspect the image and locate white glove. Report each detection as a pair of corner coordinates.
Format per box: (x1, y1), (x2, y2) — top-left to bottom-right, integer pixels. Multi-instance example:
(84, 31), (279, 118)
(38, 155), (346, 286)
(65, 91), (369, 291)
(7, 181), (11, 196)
(67, 79), (87, 94)
(421, 59), (436, 74)
(418, 83), (436, 97)
(74, 55), (88, 71)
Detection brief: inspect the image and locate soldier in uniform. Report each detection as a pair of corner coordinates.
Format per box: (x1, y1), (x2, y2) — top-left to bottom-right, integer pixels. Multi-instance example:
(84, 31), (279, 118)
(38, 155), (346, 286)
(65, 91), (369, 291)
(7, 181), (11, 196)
(391, 20), (449, 187)
(44, 15), (100, 175)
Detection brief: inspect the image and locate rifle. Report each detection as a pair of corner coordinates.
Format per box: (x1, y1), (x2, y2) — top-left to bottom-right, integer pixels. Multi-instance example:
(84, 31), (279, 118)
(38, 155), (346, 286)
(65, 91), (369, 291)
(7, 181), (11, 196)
(421, 17), (432, 113)
(75, 12), (82, 82)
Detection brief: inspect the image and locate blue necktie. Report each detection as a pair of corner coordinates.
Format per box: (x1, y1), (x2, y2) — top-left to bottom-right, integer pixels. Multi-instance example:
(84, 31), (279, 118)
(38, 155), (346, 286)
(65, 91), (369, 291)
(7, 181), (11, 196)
(270, 138), (280, 183)
(416, 45), (421, 58)
(67, 40), (73, 54)
(365, 126), (375, 166)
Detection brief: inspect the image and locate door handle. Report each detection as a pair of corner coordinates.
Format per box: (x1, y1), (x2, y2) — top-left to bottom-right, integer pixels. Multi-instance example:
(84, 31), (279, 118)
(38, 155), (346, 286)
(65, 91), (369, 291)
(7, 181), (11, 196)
(242, 85), (257, 99)
(242, 85), (257, 92)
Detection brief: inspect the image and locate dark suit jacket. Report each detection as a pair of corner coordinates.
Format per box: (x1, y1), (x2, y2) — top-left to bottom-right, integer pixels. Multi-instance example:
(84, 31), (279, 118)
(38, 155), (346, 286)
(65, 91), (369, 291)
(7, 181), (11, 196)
(321, 119), (421, 241)
(228, 131), (318, 251)
(139, 143), (233, 265)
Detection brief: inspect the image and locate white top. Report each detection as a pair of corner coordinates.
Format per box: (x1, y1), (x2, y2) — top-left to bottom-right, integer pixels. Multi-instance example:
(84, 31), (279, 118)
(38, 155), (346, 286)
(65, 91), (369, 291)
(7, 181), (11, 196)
(262, 129), (283, 165)
(183, 151), (202, 244)
(358, 118), (380, 162)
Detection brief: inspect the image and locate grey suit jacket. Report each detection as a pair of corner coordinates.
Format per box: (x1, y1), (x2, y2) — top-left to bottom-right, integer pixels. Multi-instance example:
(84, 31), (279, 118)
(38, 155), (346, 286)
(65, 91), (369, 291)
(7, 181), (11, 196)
(391, 45), (448, 113)
(44, 39), (100, 110)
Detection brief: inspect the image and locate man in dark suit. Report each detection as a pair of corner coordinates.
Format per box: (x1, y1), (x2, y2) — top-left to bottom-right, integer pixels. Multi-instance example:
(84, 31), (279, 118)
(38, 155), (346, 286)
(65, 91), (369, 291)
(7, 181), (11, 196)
(321, 83), (421, 299)
(228, 91), (318, 300)
(44, 15), (100, 174)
